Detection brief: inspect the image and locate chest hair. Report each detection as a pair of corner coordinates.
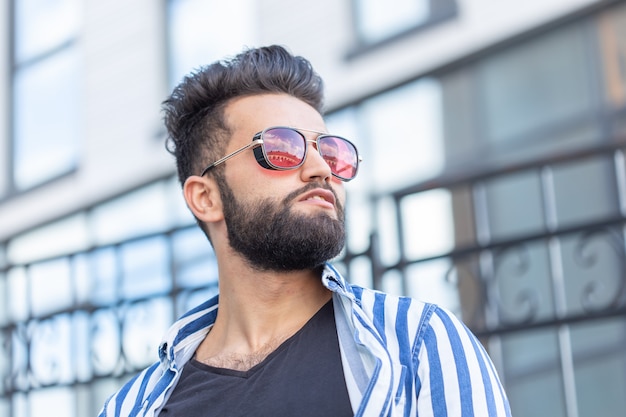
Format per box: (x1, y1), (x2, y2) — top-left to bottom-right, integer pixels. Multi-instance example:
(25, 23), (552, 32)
(195, 336), (287, 372)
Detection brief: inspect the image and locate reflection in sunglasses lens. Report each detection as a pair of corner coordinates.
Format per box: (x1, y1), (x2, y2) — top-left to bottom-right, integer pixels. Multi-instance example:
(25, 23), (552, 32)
(261, 128), (358, 180)
(264, 128), (305, 168)
(319, 137), (357, 180)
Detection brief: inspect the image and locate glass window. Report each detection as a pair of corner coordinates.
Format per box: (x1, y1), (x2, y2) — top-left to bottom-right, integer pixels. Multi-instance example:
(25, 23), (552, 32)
(0, 330), (8, 395)
(121, 298), (173, 368)
(88, 247), (119, 306)
(571, 319), (626, 416)
(502, 329), (564, 417)
(13, 48), (81, 190)
(30, 315), (74, 385)
(353, 0), (456, 45)
(552, 157), (619, 227)
(7, 213), (88, 265)
(493, 242), (554, 324)
(91, 182), (173, 245)
(7, 267), (28, 323)
(484, 171), (545, 241)
(597, 2), (626, 110)
(326, 108), (372, 254)
(479, 23), (593, 145)
(401, 188), (453, 260)
(90, 309), (121, 376)
(360, 78), (444, 192)
(167, 0), (256, 87)
(29, 386), (76, 417)
(172, 227), (217, 288)
(14, 0), (80, 63)
(0, 274), (7, 327)
(120, 237), (171, 299)
(12, 0), (82, 191)
(406, 259), (459, 312)
(30, 258), (73, 317)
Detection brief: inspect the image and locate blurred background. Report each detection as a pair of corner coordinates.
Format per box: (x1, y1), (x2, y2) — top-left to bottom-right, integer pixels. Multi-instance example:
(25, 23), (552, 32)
(1, 0), (625, 415)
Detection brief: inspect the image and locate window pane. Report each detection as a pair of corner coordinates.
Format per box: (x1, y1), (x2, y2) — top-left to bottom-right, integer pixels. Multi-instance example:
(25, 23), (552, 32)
(406, 259), (459, 311)
(168, 0), (256, 86)
(552, 157), (619, 227)
(7, 214), (88, 265)
(7, 267), (28, 322)
(571, 320), (626, 416)
(29, 386), (75, 417)
(485, 171), (544, 240)
(0, 244), (5, 269)
(88, 248), (119, 306)
(401, 188), (453, 259)
(120, 237), (171, 299)
(91, 182), (171, 245)
(503, 330), (566, 417)
(597, 2), (626, 109)
(493, 242), (554, 323)
(14, 0), (81, 63)
(355, 0), (429, 43)
(326, 109), (372, 254)
(361, 78), (444, 191)
(176, 287), (218, 317)
(166, 176), (196, 227)
(122, 298), (173, 368)
(30, 258), (73, 317)
(0, 326), (8, 393)
(172, 228), (217, 288)
(91, 309), (121, 375)
(13, 47), (80, 190)
(480, 23), (593, 144)
(30, 315), (74, 385)
(0, 274), (7, 327)
(560, 232), (622, 316)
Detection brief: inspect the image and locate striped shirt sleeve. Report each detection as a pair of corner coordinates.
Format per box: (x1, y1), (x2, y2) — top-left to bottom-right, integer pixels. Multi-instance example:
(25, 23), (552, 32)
(416, 306), (511, 417)
(99, 362), (165, 417)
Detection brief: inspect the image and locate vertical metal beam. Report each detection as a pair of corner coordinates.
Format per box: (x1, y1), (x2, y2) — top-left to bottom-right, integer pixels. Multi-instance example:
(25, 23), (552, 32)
(540, 165), (579, 417)
(613, 149), (626, 217)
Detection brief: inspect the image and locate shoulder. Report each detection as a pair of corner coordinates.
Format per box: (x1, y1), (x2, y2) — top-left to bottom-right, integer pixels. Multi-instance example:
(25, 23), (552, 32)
(345, 284), (439, 348)
(99, 361), (165, 416)
(345, 284), (477, 351)
(99, 296), (220, 416)
(349, 284), (435, 322)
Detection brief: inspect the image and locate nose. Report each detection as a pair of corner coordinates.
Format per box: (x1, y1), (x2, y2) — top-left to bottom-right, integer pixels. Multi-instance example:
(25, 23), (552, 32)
(300, 140), (332, 182)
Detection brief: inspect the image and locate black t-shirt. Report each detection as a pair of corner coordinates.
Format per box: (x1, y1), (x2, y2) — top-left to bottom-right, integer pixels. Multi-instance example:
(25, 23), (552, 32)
(159, 300), (353, 416)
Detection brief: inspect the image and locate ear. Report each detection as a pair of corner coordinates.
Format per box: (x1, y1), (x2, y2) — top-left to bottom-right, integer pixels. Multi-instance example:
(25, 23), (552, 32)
(183, 175), (224, 224)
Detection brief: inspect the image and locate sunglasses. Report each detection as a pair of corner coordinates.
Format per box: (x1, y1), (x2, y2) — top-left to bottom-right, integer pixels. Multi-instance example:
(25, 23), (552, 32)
(200, 126), (362, 181)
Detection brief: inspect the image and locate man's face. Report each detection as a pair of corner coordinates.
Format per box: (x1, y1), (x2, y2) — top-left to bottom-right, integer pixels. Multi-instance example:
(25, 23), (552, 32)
(218, 175), (345, 271)
(213, 93), (348, 271)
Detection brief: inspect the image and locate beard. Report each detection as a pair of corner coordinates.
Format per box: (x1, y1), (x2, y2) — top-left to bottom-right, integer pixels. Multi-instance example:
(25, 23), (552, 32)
(218, 178), (346, 272)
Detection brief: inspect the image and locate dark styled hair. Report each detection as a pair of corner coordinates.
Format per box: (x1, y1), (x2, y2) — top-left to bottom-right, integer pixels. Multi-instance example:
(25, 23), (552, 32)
(162, 45), (325, 186)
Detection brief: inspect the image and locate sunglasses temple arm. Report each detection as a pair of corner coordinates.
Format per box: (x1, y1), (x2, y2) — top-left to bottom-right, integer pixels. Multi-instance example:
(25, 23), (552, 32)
(201, 139), (264, 175)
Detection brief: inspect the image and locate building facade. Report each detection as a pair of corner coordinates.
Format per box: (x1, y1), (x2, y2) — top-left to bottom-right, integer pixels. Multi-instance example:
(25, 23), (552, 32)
(1, 0), (625, 416)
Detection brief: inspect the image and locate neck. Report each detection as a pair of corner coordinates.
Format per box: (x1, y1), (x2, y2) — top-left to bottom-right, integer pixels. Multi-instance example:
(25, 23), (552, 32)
(194, 254), (331, 370)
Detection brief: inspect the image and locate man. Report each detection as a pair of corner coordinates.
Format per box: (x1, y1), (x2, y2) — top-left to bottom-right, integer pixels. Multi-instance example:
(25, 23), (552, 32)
(99, 45), (511, 416)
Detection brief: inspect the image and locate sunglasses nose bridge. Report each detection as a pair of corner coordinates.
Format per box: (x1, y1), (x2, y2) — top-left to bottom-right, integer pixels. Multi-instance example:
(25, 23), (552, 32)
(306, 138), (334, 165)
(299, 138), (333, 179)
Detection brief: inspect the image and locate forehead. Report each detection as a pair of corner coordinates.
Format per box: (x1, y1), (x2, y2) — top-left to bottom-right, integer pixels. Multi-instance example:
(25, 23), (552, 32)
(223, 93), (327, 142)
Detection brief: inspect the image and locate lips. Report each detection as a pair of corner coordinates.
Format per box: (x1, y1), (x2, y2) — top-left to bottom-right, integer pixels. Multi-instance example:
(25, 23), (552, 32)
(298, 188), (336, 206)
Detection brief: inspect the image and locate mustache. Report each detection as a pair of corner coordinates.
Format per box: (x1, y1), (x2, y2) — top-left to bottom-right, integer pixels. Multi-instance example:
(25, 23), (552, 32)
(282, 182), (340, 207)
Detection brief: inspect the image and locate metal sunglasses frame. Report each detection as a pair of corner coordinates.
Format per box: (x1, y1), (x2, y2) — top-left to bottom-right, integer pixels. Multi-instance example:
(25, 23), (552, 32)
(199, 126), (362, 181)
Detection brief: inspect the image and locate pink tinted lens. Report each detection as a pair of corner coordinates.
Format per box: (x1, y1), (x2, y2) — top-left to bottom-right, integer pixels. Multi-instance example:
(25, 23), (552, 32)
(318, 136), (358, 179)
(263, 128), (306, 168)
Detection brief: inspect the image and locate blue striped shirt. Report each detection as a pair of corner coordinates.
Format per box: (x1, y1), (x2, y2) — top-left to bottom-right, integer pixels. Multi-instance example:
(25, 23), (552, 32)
(99, 263), (511, 416)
